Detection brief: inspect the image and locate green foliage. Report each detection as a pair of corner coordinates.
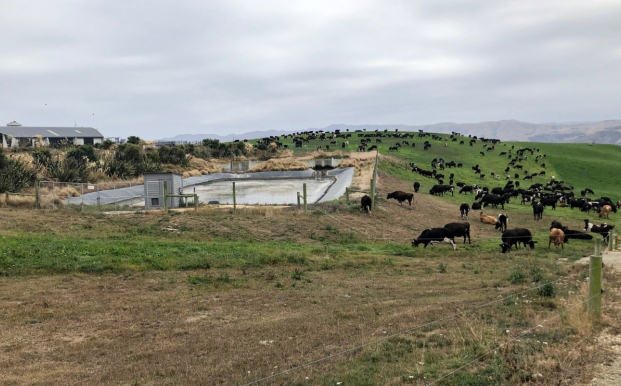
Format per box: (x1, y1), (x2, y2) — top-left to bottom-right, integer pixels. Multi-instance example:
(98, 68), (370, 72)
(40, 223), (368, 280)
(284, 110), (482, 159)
(508, 270), (526, 285)
(538, 283), (556, 298)
(103, 159), (135, 179)
(0, 158), (38, 193)
(102, 139), (114, 150)
(126, 136), (141, 145)
(47, 156), (89, 183)
(438, 263), (447, 273)
(158, 145), (189, 166)
(202, 138), (220, 148)
(32, 148), (52, 166)
(65, 145), (98, 163)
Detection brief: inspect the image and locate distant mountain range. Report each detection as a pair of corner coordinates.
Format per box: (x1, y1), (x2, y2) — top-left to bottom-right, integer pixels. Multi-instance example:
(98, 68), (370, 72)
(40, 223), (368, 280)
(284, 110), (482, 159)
(160, 119), (621, 145)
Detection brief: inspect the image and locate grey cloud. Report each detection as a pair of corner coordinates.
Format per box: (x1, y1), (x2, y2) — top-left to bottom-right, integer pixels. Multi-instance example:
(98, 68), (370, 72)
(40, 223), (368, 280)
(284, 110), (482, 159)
(0, 0), (620, 139)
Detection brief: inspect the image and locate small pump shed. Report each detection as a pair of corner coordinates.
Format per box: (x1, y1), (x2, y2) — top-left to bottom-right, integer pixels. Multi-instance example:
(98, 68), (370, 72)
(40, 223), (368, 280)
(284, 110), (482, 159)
(143, 172), (183, 209)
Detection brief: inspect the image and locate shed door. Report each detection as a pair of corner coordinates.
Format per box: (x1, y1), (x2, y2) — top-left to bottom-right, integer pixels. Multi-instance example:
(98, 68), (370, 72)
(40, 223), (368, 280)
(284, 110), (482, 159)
(146, 181), (163, 207)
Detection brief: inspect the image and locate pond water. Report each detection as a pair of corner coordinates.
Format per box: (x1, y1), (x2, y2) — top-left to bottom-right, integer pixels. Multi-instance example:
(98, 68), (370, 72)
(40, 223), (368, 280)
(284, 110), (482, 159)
(184, 178), (333, 205)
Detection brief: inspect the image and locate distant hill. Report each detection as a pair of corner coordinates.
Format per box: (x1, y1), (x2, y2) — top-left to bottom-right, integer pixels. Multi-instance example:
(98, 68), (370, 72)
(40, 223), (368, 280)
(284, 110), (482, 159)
(159, 119), (621, 144)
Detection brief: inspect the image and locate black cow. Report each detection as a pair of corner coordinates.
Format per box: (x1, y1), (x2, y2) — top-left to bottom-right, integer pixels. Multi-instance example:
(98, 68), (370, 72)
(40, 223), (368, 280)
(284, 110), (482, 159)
(413, 182), (420, 193)
(495, 214), (509, 232)
(472, 202), (482, 210)
(502, 228), (538, 250)
(412, 228), (456, 250)
(550, 220), (564, 230)
(361, 195), (372, 214)
(584, 221), (615, 242)
(481, 194), (505, 209)
(540, 197), (557, 210)
(459, 185), (474, 195)
(429, 185), (447, 196)
(460, 203), (470, 219)
(560, 227), (593, 243)
(387, 191), (414, 207)
(532, 202), (544, 220)
(444, 222), (471, 244)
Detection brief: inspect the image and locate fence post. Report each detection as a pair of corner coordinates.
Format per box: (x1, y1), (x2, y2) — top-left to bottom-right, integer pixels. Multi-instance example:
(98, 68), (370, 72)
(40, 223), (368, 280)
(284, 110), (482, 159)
(97, 184), (101, 211)
(589, 237), (603, 320)
(370, 178), (375, 210)
(303, 183), (307, 214)
(233, 182), (236, 214)
(81, 183), (84, 212)
(35, 181), (40, 209)
(113, 182), (117, 212)
(297, 192), (301, 210)
(164, 181), (169, 213)
(194, 194), (198, 211)
(345, 187), (350, 204)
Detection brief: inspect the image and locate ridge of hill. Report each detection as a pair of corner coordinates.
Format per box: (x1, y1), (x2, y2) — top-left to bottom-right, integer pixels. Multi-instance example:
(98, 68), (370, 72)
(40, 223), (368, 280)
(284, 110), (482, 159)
(160, 119), (621, 144)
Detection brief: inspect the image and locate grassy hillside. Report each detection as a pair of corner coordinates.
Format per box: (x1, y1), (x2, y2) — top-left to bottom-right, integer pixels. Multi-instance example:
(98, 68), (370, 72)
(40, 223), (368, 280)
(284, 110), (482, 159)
(277, 131), (621, 202)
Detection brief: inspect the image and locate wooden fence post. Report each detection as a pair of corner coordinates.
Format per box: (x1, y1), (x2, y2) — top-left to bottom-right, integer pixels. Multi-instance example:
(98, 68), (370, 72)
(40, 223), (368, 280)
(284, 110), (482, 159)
(303, 183), (307, 214)
(233, 182), (236, 214)
(34, 182), (40, 209)
(370, 178), (375, 210)
(589, 237), (603, 320)
(194, 194), (199, 211)
(163, 181), (169, 213)
(297, 192), (301, 210)
(345, 187), (350, 204)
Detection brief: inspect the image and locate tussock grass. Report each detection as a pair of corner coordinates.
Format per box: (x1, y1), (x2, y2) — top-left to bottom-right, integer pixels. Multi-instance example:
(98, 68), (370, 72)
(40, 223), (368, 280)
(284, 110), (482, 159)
(247, 158), (308, 172)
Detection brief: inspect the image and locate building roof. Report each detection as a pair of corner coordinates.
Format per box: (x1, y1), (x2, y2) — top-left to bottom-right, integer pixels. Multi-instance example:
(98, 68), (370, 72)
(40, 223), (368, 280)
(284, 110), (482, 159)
(0, 126), (103, 138)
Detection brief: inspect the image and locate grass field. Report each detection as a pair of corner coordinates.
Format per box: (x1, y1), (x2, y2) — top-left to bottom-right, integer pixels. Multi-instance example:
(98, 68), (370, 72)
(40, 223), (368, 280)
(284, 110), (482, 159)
(2, 133), (621, 385)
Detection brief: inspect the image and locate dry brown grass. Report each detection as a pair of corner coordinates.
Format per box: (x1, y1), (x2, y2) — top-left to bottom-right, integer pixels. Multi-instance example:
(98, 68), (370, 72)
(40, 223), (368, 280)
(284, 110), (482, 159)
(247, 158), (309, 172)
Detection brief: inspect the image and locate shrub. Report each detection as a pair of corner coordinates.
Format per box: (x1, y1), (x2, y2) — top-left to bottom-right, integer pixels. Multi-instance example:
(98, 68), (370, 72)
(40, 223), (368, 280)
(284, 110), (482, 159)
(103, 159), (135, 179)
(46, 157), (89, 182)
(32, 148), (52, 166)
(202, 138), (220, 148)
(116, 143), (142, 164)
(158, 145), (189, 166)
(508, 270), (525, 285)
(438, 263), (447, 273)
(66, 145), (98, 163)
(0, 158), (38, 193)
(126, 136), (141, 145)
(102, 139), (114, 150)
(538, 283), (555, 298)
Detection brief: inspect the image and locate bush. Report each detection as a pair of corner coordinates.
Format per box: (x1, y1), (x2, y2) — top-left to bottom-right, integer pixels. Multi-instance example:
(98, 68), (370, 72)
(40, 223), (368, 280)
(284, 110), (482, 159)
(0, 158), (38, 193)
(66, 145), (98, 163)
(126, 136), (141, 145)
(538, 283), (555, 298)
(508, 270), (525, 285)
(158, 145), (189, 166)
(116, 143), (142, 164)
(202, 138), (220, 148)
(32, 148), (52, 166)
(438, 263), (447, 273)
(47, 157), (89, 182)
(103, 159), (135, 179)
(102, 139), (114, 150)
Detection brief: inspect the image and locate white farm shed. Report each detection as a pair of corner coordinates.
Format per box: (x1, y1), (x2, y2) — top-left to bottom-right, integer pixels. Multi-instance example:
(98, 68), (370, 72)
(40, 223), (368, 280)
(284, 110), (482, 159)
(1, 121), (104, 148)
(143, 173), (184, 209)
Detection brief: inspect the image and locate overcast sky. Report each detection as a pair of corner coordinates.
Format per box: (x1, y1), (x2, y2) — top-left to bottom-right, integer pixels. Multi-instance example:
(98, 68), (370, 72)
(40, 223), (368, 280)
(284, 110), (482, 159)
(1, 0), (620, 139)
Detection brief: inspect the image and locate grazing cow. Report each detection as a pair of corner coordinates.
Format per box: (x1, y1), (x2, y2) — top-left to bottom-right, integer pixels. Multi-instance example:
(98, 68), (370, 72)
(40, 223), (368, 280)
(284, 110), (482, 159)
(502, 228), (538, 250)
(532, 202), (544, 220)
(361, 195), (372, 214)
(444, 222), (471, 244)
(472, 202), (482, 210)
(459, 185), (474, 195)
(496, 214), (509, 232)
(460, 203), (470, 219)
(499, 242), (512, 253)
(480, 152), (485, 156)
(549, 228), (565, 250)
(429, 184), (447, 196)
(480, 194), (506, 209)
(387, 191), (413, 207)
(413, 182), (420, 193)
(412, 228), (456, 250)
(479, 211), (498, 225)
(599, 205), (612, 219)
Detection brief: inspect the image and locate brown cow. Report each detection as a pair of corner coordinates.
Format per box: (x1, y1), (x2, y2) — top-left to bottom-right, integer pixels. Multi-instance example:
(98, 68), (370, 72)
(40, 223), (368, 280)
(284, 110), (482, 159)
(549, 228), (565, 249)
(479, 211), (498, 225)
(599, 205), (612, 219)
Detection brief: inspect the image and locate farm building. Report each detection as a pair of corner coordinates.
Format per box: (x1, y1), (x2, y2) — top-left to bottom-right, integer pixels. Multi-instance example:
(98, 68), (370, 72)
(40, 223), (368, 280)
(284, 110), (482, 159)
(1, 121), (104, 148)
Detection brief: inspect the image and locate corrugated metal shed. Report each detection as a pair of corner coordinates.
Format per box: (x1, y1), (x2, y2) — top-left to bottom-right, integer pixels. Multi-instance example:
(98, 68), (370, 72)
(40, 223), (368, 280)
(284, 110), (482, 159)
(143, 173), (183, 209)
(0, 126), (103, 138)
